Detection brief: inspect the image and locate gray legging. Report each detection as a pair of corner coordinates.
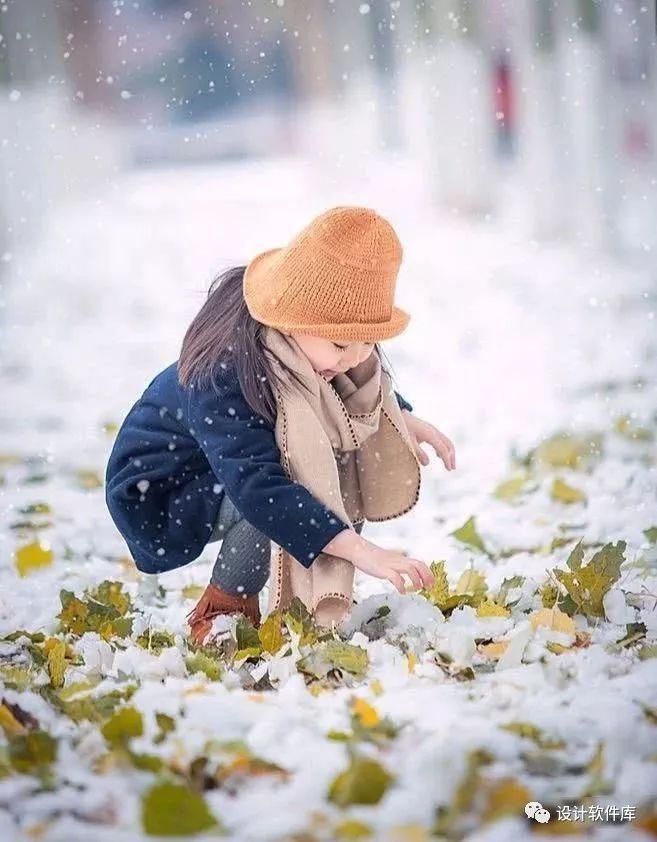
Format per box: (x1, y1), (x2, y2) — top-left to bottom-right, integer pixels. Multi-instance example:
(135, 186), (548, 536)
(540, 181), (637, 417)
(207, 490), (363, 596)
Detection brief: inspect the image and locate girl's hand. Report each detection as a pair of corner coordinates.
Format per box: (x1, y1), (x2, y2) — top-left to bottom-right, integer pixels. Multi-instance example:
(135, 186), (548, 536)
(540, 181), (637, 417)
(402, 410), (456, 471)
(352, 546), (436, 594)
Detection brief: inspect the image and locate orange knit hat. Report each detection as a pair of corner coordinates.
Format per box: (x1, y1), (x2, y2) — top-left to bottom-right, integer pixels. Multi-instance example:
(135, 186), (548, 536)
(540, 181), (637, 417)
(243, 206), (410, 342)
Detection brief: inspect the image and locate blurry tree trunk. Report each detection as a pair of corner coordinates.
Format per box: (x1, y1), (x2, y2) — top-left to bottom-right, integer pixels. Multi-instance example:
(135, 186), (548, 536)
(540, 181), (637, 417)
(508, 0), (568, 240)
(0, 0), (65, 249)
(424, 0), (495, 215)
(597, 0), (657, 260)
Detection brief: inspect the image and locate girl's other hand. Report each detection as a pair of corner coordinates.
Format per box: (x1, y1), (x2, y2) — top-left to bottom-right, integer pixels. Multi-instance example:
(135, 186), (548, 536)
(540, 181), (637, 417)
(402, 410), (456, 471)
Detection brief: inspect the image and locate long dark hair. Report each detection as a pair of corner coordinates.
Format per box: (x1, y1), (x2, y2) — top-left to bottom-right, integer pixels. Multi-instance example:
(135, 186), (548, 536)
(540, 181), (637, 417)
(178, 266), (399, 426)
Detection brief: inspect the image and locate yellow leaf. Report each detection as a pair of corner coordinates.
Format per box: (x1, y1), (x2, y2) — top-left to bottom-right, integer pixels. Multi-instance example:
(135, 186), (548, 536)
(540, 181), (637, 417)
(551, 477), (586, 505)
(75, 469), (103, 489)
(529, 607), (576, 636)
(44, 637), (67, 688)
(0, 703), (25, 736)
(476, 599), (511, 618)
(334, 819), (373, 840)
(351, 698), (380, 728)
(533, 431), (602, 471)
(406, 652), (418, 673)
(614, 414), (654, 442)
(387, 826), (431, 842)
(482, 776), (533, 823)
(14, 541), (54, 577)
(492, 475), (528, 502)
(181, 584), (205, 600)
(369, 679), (383, 696)
(101, 421), (119, 436)
(479, 641), (509, 659)
(258, 611), (285, 654)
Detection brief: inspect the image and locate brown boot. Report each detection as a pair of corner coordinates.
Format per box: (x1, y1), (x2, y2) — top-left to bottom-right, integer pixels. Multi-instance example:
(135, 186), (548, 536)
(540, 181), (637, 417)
(186, 583), (261, 646)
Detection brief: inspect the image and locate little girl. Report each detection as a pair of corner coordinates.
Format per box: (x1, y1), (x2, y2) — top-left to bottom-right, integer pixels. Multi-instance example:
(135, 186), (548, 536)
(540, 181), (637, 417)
(105, 206), (455, 642)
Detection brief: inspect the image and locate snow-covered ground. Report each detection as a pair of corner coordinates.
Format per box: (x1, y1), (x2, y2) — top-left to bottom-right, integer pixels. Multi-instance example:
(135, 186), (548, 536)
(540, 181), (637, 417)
(1, 155), (656, 840)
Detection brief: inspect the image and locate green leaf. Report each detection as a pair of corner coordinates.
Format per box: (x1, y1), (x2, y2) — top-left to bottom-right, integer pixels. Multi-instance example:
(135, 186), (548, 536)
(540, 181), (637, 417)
(141, 782), (220, 836)
(328, 756), (394, 807)
(553, 540), (626, 618)
(449, 516), (488, 555)
(9, 730), (58, 774)
(127, 750), (163, 772)
(136, 629), (176, 654)
(0, 666), (37, 692)
(638, 644), (657, 660)
(283, 597), (318, 644)
(453, 568), (488, 604)
(323, 640), (368, 676)
(500, 721), (565, 749)
(154, 712), (175, 745)
(51, 686), (136, 724)
(235, 615), (262, 653)
(496, 575), (525, 606)
(57, 582), (134, 641)
(89, 580), (133, 615)
(101, 706), (143, 747)
(643, 526), (657, 545)
(186, 651), (222, 681)
(551, 477), (586, 505)
(297, 640), (369, 681)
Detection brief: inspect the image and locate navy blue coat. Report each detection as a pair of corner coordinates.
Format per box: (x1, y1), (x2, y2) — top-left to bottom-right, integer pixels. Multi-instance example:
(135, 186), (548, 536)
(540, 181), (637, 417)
(105, 360), (413, 575)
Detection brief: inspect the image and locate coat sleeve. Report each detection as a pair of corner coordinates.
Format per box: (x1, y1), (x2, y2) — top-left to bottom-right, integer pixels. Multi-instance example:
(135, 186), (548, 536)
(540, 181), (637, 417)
(394, 390), (413, 413)
(182, 374), (353, 569)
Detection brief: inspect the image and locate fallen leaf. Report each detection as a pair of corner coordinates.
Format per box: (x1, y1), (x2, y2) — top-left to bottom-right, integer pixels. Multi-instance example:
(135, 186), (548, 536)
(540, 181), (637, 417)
(529, 607), (576, 636)
(476, 599), (511, 618)
(351, 698), (380, 728)
(551, 477), (586, 505)
(328, 755), (394, 807)
(14, 541), (54, 577)
(450, 516), (489, 554)
(141, 782), (220, 836)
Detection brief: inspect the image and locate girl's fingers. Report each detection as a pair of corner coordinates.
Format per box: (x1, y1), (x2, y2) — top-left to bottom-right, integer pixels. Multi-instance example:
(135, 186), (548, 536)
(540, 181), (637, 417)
(395, 562), (423, 590)
(414, 560), (436, 588)
(430, 430), (455, 470)
(440, 433), (456, 469)
(416, 445), (430, 466)
(387, 570), (405, 594)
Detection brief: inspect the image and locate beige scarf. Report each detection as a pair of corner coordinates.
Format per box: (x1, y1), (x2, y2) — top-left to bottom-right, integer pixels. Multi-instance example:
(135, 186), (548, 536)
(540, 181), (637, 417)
(261, 326), (422, 627)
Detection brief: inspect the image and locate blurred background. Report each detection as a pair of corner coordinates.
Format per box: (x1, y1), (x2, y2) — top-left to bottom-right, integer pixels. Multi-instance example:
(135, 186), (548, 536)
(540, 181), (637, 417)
(1, 0), (656, 260)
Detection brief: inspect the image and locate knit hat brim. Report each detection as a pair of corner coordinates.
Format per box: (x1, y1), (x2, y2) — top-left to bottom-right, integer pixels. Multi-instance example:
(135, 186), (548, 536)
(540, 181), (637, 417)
(243, 247), (411, 343)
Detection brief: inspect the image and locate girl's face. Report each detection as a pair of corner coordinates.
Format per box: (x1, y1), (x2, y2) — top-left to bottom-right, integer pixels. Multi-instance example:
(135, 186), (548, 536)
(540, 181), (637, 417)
(289, 332), (375, 379)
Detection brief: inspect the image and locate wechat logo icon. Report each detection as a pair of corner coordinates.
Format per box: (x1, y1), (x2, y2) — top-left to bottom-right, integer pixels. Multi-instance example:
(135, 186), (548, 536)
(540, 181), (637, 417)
(525, 801), (551, 823)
